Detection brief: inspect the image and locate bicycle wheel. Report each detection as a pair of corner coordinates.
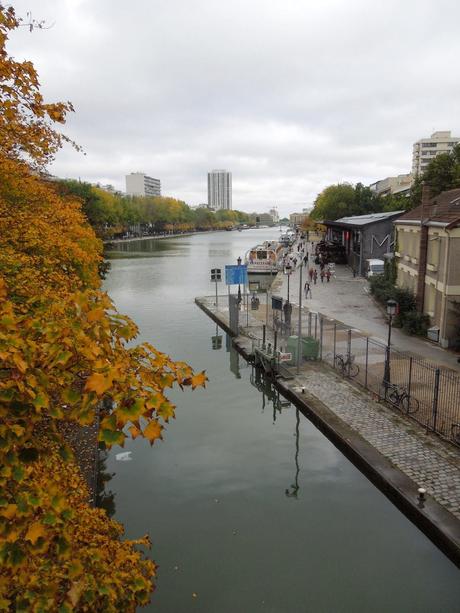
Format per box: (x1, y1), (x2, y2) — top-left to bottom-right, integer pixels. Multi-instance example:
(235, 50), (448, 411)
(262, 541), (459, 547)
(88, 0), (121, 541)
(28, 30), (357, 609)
(451, 424), (460, 447)
(402, 394), (419, 415)
(348, 363), (359, 378)
(388, 389), (400, 407)
(334, 356), (344, 373)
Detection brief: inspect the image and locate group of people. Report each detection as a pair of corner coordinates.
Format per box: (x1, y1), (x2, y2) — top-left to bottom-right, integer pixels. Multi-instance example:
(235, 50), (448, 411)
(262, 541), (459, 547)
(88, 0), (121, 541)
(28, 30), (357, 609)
(282, 233), (336, 300)
(304, 262), (334, 298)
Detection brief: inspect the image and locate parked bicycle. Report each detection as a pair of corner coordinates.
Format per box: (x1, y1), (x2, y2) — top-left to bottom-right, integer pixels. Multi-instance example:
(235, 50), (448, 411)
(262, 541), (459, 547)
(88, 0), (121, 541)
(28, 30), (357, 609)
(451, 423), (460, 447)
(334, 353), (359, 378)
(384, 383), (419, 415)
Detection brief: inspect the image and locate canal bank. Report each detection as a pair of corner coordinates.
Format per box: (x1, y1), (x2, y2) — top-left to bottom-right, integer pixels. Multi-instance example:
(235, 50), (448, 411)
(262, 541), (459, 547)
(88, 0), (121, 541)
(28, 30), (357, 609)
(103, 229), (460, 611)
(195, 296), (460, 567)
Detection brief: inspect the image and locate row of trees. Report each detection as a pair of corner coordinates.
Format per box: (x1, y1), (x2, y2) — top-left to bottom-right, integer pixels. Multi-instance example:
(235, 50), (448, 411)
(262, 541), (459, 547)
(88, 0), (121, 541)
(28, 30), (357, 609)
(310, 144), (460, 221)
(0, 6), (205, 610)
(56, 180), (255, 238)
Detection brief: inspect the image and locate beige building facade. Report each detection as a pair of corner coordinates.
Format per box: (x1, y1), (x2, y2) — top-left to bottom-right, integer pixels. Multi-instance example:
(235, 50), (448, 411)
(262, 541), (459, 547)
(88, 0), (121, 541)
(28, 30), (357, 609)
(369, 173), (413, 197)
(412, 131), (460, 176)
(395, 187), (460, 347)
(289, 212), (308, 225)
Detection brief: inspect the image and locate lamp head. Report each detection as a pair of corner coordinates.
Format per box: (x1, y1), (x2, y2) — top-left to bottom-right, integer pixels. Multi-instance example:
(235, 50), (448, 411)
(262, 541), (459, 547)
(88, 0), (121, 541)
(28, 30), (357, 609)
(386, 298), (397, 316)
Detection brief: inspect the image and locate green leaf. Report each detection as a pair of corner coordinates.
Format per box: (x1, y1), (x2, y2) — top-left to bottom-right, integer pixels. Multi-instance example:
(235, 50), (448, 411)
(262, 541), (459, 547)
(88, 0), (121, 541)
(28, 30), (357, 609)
(12, 465), (24, 482)
(99, 429), (125, 447)
(58, 444), (73, 462)
(32, 393), (48, 409)
(57, 535), (70, 555)
(62, 388), (80, 404)
(42, 512), (57, 526)
(54, 351), (72, 366)
(9, 543), (25, 566)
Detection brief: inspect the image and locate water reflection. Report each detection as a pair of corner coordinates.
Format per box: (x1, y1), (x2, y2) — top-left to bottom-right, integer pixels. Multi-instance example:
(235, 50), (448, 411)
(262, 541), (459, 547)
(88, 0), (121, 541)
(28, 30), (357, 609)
(106, 238), (187, 258)
(211, 324), (223, 351)
(285, 409), (301, 500)
(249, 366), (290, 418)
(96, 446), (116, 518)
(249, 366), (301, 499)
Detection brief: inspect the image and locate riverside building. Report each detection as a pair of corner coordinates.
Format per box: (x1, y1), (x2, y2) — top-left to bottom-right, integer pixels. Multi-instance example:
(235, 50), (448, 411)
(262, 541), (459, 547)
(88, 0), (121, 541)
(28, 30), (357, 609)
(125, 172), (161, 197)
(207, 169), (232, 210)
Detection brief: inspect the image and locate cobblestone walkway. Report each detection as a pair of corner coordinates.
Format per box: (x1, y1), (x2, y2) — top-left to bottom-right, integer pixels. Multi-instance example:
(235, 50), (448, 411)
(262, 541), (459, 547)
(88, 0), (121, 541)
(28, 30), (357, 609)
(287, 364), (460, 519)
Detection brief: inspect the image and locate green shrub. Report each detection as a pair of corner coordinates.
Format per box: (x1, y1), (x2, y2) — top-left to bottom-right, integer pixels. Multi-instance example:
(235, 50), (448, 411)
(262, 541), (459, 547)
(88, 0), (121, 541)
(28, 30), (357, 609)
(392, 287), (416, 313)
(369, 275), (427, 336)
(399, 311), (430, 336)
(369, 277), (416, 315)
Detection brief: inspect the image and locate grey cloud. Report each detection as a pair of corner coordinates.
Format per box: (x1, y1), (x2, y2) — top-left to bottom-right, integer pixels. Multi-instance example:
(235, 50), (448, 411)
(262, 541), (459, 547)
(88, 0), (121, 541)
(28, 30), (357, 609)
(8, 0), (460, 215)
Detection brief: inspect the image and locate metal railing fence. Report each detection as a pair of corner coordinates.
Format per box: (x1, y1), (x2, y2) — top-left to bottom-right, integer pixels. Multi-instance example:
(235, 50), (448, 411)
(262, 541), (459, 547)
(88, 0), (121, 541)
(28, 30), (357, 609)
(198, 293), (460, 446)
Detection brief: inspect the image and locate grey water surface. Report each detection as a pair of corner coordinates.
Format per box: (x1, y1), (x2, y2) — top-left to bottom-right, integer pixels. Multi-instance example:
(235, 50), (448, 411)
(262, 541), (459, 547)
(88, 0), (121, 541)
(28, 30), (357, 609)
(103, 228), (460, 613)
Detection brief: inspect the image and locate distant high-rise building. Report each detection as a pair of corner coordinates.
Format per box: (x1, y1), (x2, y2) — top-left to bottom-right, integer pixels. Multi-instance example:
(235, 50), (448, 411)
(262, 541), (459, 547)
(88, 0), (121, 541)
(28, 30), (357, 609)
(208, 170), (232, 210)
(412, 131), (460, 175)
(126, 172), (161, 197)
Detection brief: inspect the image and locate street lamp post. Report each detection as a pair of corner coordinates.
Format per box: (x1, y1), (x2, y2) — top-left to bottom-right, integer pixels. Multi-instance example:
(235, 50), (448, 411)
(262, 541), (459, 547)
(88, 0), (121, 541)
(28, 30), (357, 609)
(237, 256), (242, 304)
(283, 261), (293, 332)
(284, 261), (292, 304)
(383, 298), (398, 397)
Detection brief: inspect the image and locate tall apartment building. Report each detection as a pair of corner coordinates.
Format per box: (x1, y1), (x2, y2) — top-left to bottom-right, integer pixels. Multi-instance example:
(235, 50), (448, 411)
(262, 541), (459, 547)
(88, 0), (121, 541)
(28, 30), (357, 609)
(207, 169), (232, 210)
(412, 131), (460, 175)
(125, 172), (161, 197)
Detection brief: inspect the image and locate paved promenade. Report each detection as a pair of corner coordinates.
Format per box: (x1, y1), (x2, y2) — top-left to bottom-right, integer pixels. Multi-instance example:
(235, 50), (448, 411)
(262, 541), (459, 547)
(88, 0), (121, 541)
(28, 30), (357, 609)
(280, 238), (460, 372)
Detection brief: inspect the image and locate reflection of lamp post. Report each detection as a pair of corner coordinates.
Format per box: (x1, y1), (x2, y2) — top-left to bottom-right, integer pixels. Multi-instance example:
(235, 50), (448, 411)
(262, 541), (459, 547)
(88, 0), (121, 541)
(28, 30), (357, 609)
(285, 409), (300, 499)
(383, 299), (398, 396)
(237, 256), (242, 303)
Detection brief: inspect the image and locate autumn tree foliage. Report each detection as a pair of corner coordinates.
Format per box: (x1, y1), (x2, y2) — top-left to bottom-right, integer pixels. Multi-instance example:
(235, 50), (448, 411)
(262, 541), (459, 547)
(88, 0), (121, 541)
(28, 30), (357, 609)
(0, 5), (206, 610)
(56, 179), (254, 238)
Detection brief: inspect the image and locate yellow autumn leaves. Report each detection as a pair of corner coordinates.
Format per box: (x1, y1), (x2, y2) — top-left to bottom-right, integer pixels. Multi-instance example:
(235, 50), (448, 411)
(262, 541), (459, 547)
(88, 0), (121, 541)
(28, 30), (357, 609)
(0, 5), (207, 610)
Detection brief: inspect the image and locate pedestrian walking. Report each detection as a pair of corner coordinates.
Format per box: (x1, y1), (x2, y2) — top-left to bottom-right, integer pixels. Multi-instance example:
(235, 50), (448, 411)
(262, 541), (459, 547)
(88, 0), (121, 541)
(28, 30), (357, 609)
(309, 267), (314, 281)
(320, 270), (325, 283)
(303, 254), (308, 267)
(313, 269), (318, 284)
(304, 281), (312, 299)
(326, 268), (331, 282)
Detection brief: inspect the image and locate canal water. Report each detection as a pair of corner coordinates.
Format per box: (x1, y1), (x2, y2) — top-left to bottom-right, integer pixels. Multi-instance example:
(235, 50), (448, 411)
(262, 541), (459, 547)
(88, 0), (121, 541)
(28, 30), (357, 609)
(104, 229), (460, 613)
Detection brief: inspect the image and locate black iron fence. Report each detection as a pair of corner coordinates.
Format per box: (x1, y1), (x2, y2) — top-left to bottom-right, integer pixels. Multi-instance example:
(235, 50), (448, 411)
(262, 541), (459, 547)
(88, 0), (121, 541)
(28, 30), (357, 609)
(198, 292), (460, 447)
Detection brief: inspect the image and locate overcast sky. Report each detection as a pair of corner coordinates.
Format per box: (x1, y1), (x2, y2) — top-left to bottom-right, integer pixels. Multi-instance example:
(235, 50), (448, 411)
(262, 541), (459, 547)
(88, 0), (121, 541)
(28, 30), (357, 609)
(8, 0), (460, 215)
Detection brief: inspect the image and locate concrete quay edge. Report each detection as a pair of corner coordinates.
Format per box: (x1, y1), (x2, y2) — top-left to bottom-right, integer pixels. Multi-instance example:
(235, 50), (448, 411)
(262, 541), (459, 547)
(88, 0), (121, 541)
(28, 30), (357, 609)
(195, 296), (460, 568)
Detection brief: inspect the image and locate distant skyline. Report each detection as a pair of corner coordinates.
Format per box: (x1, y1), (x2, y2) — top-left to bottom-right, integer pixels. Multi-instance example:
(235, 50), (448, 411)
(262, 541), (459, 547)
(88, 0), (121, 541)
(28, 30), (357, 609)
(8, 0), (460, 217)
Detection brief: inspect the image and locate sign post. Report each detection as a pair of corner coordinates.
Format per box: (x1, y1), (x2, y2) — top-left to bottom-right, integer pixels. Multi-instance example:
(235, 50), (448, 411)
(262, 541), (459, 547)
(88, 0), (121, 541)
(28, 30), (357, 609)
(210, 268), (222, 307)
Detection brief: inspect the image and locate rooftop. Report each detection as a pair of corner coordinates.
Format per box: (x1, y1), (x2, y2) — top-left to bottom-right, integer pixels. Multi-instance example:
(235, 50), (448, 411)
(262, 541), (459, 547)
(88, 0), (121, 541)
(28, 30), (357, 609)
(326, 210), (405, 227)
(397, 188), (460, 227)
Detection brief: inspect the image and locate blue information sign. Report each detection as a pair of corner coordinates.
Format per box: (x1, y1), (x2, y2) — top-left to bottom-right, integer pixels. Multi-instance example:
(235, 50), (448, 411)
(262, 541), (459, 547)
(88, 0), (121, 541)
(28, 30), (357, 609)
(225, 264), (248, 285)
